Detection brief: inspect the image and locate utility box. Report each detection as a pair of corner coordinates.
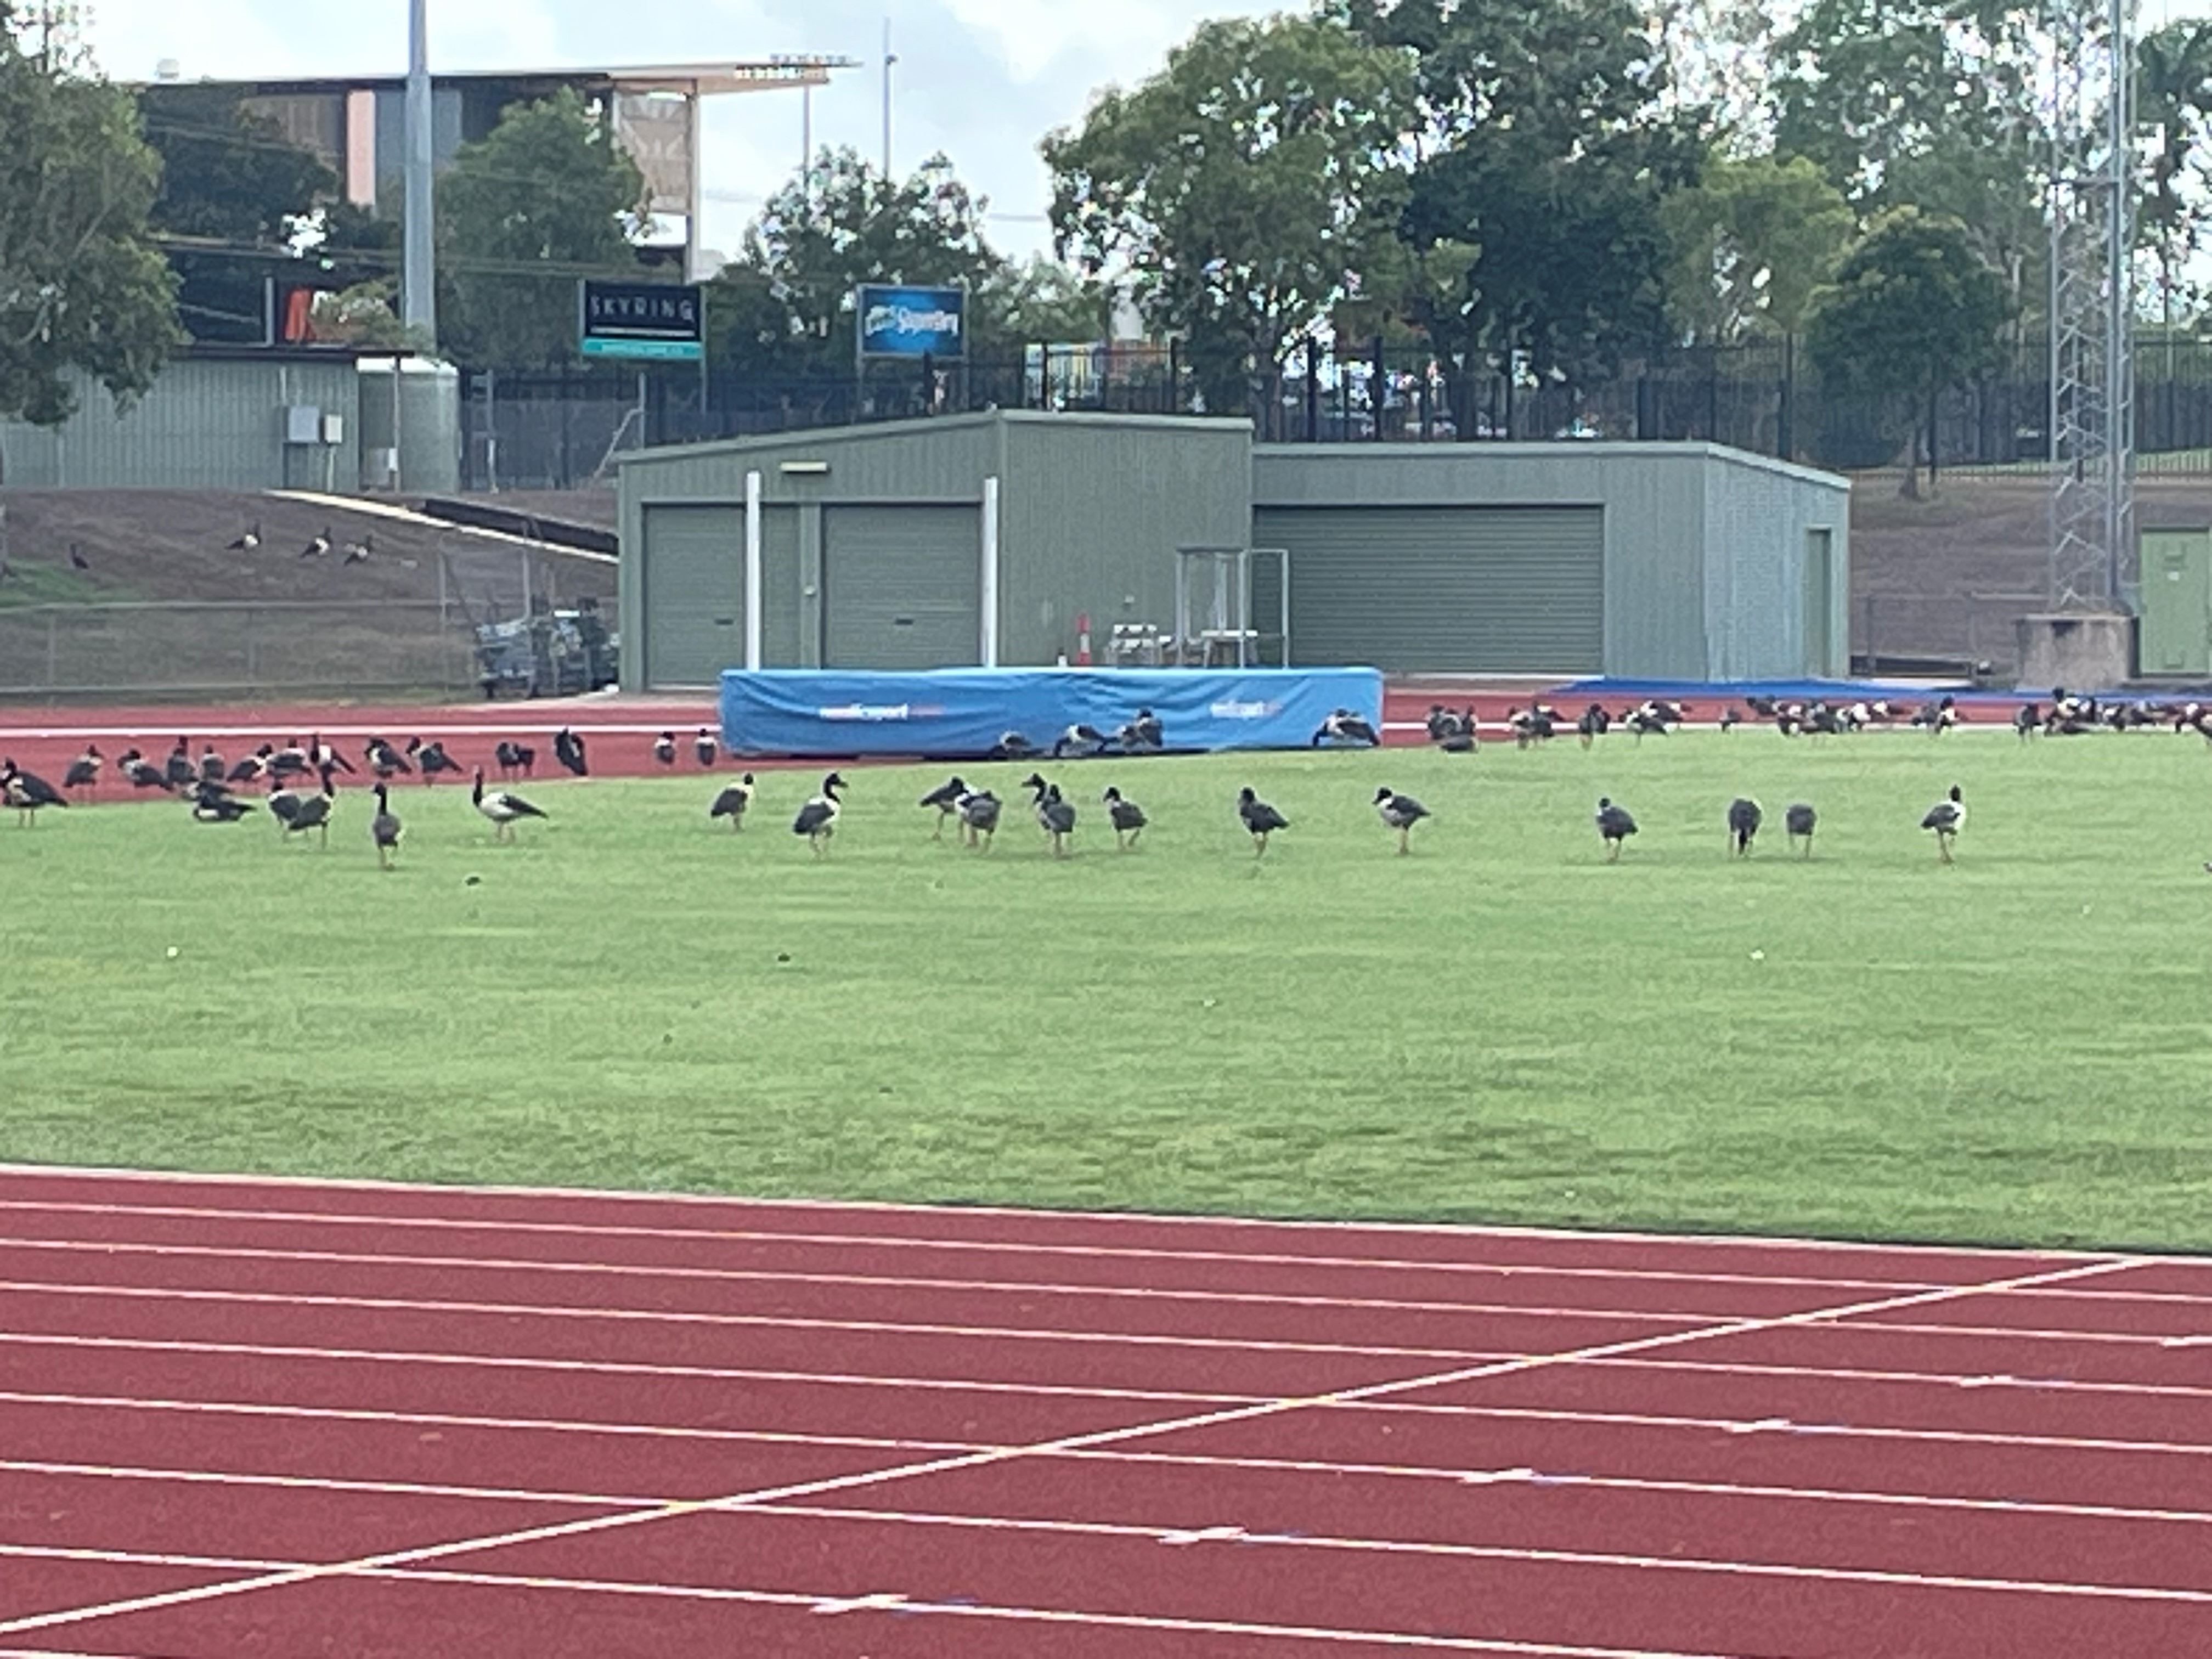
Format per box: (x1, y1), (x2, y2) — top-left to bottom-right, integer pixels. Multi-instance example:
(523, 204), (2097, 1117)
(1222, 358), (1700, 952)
(2138, 527), (2212, 678)
(282, 405), (323, 446)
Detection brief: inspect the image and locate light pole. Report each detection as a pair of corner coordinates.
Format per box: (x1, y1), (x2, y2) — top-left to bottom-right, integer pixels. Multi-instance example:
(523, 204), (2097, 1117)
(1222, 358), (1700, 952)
(881, 18), (895, 180)
(402, 0), (436, 347)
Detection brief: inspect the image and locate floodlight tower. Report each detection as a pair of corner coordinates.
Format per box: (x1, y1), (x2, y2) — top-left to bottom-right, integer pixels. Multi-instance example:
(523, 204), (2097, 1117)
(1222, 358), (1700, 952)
(402, 0), (436, 346)
(2047, 0), (2138, 613)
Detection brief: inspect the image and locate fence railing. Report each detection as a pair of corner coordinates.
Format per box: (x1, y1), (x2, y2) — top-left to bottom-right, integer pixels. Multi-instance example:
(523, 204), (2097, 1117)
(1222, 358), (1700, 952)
(0, 601), (482, 700)
(452, 338), (2212, 490)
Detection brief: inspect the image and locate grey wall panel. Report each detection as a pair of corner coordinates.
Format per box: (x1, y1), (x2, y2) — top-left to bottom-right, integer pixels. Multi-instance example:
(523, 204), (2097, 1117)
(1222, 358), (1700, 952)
(641, 505), (742, 687)
(1700, 453), (1852, 679)
(822, 504), (981, 669)
(759, 505), (804, 668)
(1252, 505), (1604, 672)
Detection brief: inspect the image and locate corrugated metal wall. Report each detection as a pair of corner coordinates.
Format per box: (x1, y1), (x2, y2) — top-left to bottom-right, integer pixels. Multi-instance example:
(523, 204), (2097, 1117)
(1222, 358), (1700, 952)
(1700, 454), (1852, 679)
(0, 358), (368, 490)
(822, 504), (981, 668)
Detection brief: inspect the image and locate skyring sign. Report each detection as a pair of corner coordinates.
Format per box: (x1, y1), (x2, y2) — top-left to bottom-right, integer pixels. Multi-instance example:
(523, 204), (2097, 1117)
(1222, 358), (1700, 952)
(856, 284), (966, 360)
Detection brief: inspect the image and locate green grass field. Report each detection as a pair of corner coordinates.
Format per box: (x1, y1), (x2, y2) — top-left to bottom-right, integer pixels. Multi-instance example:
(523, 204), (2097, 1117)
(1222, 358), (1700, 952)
(5, 731), (2208, 1250)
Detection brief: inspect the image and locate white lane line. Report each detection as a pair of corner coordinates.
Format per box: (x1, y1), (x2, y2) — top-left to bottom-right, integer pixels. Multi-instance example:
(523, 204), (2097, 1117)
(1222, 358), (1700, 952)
(1717, 1317), (2209, 1348)
(0, 1458), (663, 1511)
(1599, 1356), (2212, 1402)
(0, 1254), (2141, 1638)
(0, 1237), (1739, 1330)
(810, 1590), (907, 1615)
(733, 1499), (2212, 1603)
(0, 1543), (290, 1574)
(0, 1159), (2115, 1267)
(0, 1197), (1967, 1295)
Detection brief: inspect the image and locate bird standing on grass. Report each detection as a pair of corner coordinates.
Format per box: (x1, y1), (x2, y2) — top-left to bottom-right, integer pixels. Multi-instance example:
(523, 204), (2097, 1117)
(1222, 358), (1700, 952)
(709, 774), (755, 830)
(2013, 703), (2040, 741)
(227, 745), (272, 785)
(918, 776), (968, 839)
(792, 772), (845, 855)
(1311, 708), (1380, 747)
(190, 788), (252, 824)
(163, 740), (197, 792)
(371, 783), (402, 870)
(1373, 787), (1429, 854)
(1238, 787), (1288, 855)
(1103, 786), (1147, 849)
(957, 786), (1002, 851)
(364, 737), (413, 779)
(118, 749), (174, 793)
(652, 730), (676, 767)
(1785, 803), (1818, 859)
(198, 744), (227, 785)
(693, 728), (717, 768)
(409, 738), (463, 785)
(1019, 774), (1077, 857)
(553, 727), (589, 777)
(494, 740), (534, 780)
(1595, 797), (1638, 861)
(1921, 785), (1966, 863)
(1727, 798), (1762, 857)
(472, 768), (547, 844)
(284, 770), (336, 847)
(2, 761), (65, 826)
(63, 746), (101, 800)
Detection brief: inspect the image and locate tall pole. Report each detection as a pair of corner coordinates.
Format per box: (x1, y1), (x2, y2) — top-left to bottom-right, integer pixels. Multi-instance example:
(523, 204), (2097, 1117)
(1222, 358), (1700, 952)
(402, 0), (436, 346)
(801, 84), (813, 195)
(881, 18), (895, 180)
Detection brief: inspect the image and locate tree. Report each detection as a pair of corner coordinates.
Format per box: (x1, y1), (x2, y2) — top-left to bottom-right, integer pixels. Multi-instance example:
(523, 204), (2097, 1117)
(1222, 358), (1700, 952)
(0, 7), (182, 475)
(1803, 208), (2012, 495)
(988, 255), (1113, 345)
(137, 82), (338, 343)
(437, 87), (650, 368)
(1042, 14), (1412, 414)
(1661, 154), (1855, 343)
(1341, 0), (1705, 431)
(2138, 21), (2212, 338)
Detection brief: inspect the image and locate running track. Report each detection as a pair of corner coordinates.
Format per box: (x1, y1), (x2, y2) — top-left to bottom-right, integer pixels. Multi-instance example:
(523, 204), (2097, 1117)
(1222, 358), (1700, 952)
(0, 1167), (2207, 1655)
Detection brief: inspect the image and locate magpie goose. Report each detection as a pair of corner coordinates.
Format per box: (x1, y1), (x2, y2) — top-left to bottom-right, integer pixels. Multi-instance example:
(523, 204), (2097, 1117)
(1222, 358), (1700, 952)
(227, 745), (273, 785)
(494, 740), (535, 780)
(792, 772), (845, 855)
(410, 738), (463, 785)
(268, 740), (312, 780)
(198, 744), (227, 785)
(341, 533), (374, 566)
(1727, 797), (1762, 857)
(1238, 787), (1288, 855)
(1921, 785), (1965, 862)
(1118, 709), (1165, 751)
(68, 543), (89, 571)
(693, 728), (717, 768)
(1576, 703), (1610, 747)
(311, 734), (356, 775)
(552, 727), (589, 777)
(989, 731), (1040, 761)
(1373, 787), (1429, 854)
(472, 768), (548, 843)
(1719, 706), (1742, 733)
(364, 737), (412, 778)
(163, 740), (196, 791)
(371, 783), (402, 869)
(1037, 785), (1077, 856)
(285, 771), (336, 847)
(1506, 707), (1556, 748)
(2, 761), (65, 825)
(1053, 724), (1111, 759)
(957, 786), (1002, 850)
(1624, 707), (1670, 742)
(652, 730), (676, 767)
(299, 527), (332, 559)
(1102, 786), (1147, 849)
(2013, 703), (2040, 741)
(118, 749), (174, 792)
(225, 522), (262, 553)
(62, 746), (101, 800)
(709, 774), (755, 830)
(1311, 708), (1380, 747)
(918, 775), (968, 839)
(1595, 797), (1638, 861)
(1785, 802), (1817, 858)
(190, 789), (252, 824)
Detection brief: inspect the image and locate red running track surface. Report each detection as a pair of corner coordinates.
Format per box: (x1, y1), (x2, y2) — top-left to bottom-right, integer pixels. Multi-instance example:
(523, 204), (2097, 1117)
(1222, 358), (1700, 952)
(0, 1164), (2206, 1657)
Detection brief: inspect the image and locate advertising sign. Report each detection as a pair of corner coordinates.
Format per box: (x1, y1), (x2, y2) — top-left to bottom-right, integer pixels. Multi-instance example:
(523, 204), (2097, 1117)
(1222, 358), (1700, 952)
(856, 283), (966, 360)
(579, 280), (704, 363)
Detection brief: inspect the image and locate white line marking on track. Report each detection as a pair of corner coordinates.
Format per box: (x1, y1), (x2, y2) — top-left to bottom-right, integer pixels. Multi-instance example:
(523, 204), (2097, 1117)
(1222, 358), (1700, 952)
(1599, 1356), (2212, 1401)
(0, 1238), (1743, 1336)
(0, 1458), (661, 1511)
(0, 1159), (2127, 1265)
(0, 1253), (2142, 1639)
(0, 1543), (290, 1574)
(810, 1590), (906, 1615)
(1157, 1524), (1248, 1545)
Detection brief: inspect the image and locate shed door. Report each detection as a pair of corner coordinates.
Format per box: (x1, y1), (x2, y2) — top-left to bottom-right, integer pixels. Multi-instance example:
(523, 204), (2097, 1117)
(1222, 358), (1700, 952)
(1804, 528), (1836, 676)
(641, 505), (742, 689)
(1250, 505), (1604, 673)
(2140, 529), (2212, 676)
(823, 504), (980, 669)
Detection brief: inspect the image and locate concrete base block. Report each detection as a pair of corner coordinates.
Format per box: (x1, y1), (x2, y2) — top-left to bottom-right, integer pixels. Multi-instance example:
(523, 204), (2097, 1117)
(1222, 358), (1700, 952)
(2014, 613), (2135, 691)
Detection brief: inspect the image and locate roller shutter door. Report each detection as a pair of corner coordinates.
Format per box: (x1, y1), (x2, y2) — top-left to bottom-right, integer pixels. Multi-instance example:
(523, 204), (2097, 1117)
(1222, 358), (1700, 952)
(642, 505), (743, 688)
(1252, 505), (1604, 673)
(823, 505), (980, 669)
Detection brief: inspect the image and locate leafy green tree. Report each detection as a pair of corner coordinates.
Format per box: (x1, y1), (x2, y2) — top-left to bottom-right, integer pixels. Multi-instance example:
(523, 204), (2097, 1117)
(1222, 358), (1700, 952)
(1803, 208), (2012, 495)
(1042, 13), (1412, 414)
(988, 255), (1112, 345)
(437, 87), (650, 367)
(0, 6), (182, 476)
(1662, 154), (1855, 343)
(2138, 21), (2212, 335)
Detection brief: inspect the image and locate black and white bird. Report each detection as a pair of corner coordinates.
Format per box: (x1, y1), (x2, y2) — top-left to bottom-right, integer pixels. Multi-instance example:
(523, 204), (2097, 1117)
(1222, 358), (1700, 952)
(227, 745), (273, 786)
(163, 740), (198, 792)
(1373, 787), (1429, 855)
(1428, 705), (1477, 753)
(310, 734), (356, 775)
(1727, 797), (1762, 857)
(1020, 774), (1077, 856)
(2, 760), (65, 826)
(68, 543), (89, 572)
(370, 783), (403, 869)
(989, 731), (1040, 761)
(268, 740), (313, 781)
(364, 737), (413, 778)
(652, 730), (676, 767)
(198, 744), (227, 785)
(283, 771), (336, 847)
(709, 773), (755, 830)
(1053, 723), (1111, 759)
(1595, 797), (1638, 861)
(552, 727), (589, 777)
(1785, 802), (1817, 859)
(1238, 786), (1288, 855)
(473, 767), (548, 843)
(1311, 708), (1380, 747)
(792, 772), (845, 855)
(1506, 707), (1556, 748)
(299, 527), (332, 560)
(1102, 786), (1147, 849)
(494, 740), (535, 780)
(190, 788), (252, 824)
(2012, 702), (2040, 741)
(1719, 706), (1742, 733)
(341, 532), (374, 566)
(1624, 706), (1671, 742)
(226, 522), (262, 553)
(918, 775), (968, 839)
(693, 728), (717, 768)
(1576, 703), (1610, 748)
(1117, 709), (1165, 752)
(1921, 785), (1966, 863)
(62, 745), (101, 800)
(957, 786), (1002, 850)
(118, 749), (174, 792)
(409, 738), (464, 785)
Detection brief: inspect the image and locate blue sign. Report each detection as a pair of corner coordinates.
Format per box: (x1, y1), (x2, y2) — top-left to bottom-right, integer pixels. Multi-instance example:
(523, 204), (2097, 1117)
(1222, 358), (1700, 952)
(856, 284), (966, 360)
(579, 280), (704, 363)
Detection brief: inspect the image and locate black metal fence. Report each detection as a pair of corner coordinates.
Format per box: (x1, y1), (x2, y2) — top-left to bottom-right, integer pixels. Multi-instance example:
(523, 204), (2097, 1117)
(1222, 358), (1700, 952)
(455, 339), (2212, 491)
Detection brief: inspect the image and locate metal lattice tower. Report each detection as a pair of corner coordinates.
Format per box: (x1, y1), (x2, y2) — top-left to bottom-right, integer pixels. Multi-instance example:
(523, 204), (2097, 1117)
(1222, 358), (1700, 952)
(2048, 0), (2138, 613)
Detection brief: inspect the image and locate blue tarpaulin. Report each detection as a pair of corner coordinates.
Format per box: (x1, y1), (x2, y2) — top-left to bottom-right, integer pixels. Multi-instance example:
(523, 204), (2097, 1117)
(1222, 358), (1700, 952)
(719, 668), (1385, 758)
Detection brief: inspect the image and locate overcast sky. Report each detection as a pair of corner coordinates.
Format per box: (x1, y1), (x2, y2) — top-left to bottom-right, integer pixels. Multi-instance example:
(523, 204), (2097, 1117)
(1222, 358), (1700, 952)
(81, 0), (1285, 263)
